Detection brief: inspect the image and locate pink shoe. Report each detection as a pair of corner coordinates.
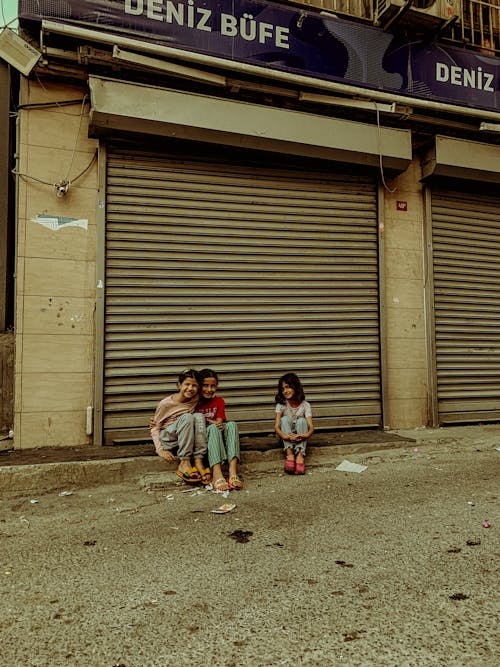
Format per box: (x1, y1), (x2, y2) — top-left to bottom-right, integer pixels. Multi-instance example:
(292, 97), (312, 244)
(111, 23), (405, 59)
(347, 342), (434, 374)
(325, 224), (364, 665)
(284, 458), (295, 474)
(295, 461), (305, 475)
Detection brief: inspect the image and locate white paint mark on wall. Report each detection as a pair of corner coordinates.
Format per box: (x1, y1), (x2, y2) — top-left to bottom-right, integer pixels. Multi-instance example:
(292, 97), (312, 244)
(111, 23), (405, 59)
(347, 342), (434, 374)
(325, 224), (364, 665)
(31, 214), (88, 231)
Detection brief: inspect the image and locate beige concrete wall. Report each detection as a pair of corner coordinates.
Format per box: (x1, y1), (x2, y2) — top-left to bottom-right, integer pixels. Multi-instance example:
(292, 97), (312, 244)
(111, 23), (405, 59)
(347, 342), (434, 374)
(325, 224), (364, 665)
(382, 159), (428, 428)
(14, 78), (98, 449)
(13, 76), (431, 447)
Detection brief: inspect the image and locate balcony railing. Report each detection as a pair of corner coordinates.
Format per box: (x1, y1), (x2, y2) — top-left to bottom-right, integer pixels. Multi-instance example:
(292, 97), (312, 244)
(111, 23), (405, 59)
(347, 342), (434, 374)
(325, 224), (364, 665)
(285, 0), (373, 21)
(449, 0), (500, 53)
(284, 0), (500, 54)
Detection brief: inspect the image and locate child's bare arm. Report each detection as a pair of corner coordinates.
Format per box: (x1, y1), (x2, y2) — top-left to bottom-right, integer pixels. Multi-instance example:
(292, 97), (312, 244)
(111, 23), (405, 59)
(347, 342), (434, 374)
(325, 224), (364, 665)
(150, 419), (176, 461)
(206, 417), (224, 430)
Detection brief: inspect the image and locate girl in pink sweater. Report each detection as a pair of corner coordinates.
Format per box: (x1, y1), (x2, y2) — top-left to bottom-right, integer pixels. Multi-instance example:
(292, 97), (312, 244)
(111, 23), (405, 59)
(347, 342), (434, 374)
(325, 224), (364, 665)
(150, 369), (209, 484)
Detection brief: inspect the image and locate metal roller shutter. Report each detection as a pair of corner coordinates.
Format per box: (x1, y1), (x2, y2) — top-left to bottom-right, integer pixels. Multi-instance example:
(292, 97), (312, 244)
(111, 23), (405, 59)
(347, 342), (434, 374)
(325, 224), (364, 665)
(431, 189), (500, 423)
(103, 147), (381, 443)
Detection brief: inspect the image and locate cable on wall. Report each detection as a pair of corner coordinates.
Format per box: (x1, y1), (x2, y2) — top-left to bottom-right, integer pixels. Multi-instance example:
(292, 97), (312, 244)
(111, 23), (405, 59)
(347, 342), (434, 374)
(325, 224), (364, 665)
(64, 94), (88, 183)
(12, 148), (97, 196)
(376, 107), (397, 194)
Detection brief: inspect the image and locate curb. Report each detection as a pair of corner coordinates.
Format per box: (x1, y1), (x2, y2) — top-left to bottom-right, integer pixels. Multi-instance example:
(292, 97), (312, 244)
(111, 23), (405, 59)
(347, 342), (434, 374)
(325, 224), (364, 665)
(0, 457), (162, 498)
(0, 441), (413, 498)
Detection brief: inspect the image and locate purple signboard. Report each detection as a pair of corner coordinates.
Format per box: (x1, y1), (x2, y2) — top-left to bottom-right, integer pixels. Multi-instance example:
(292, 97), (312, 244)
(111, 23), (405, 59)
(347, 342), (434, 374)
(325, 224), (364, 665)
(18, 0), (500, 112)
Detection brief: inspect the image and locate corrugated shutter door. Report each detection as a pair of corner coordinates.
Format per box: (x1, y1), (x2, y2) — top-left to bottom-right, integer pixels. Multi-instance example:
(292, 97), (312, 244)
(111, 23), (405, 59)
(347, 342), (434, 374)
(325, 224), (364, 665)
(104, 148), (381, 443)
(431, 189), (500, 423)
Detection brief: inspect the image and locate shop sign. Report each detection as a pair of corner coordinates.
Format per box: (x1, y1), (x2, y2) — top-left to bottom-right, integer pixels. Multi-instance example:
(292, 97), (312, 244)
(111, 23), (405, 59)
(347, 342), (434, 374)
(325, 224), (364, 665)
(19, 0), (500, 112)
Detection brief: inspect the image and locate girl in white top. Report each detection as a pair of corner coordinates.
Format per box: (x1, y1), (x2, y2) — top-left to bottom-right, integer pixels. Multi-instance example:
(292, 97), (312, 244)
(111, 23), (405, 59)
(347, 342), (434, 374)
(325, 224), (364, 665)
(274, 372), (314, 476)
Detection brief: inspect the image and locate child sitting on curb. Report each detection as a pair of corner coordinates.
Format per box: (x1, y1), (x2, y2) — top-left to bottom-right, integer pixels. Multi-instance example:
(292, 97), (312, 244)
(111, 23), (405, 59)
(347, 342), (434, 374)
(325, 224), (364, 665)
(196, 368), (243, 492)
(150, 369), (210, 484)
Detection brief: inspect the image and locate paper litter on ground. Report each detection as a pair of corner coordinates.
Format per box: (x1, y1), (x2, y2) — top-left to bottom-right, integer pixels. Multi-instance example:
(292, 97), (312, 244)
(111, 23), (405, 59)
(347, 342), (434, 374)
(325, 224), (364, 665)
(212, 503), (236, 514)
(335, 459), (367, 473)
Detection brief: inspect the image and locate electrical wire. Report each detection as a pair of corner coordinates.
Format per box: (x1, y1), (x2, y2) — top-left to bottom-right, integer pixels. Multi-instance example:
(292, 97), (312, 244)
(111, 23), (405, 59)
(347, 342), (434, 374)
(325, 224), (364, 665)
(68, 148), (97, 183)
(65, 94), (88, 181)
(12, 149), (98, 188)
(33, 71), (90, 113)
(1, 17), (16, 29)
(376, 107), (397, 194)
(0, 0), (18, 30)
(11, 90), (94, 193)
(18, 99), (88, 110)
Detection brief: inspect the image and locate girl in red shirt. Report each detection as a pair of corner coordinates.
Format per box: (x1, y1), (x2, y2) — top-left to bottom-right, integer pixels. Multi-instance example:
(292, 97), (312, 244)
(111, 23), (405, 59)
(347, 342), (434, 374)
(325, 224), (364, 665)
(196, 368), (243, 491)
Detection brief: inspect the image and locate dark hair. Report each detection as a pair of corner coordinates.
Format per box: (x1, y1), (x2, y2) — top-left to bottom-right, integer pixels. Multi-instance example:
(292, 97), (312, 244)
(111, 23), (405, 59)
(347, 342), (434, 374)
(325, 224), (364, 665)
(275, 372), (305, 404)
(177, 368), (199, 385)
(198, 368), (219, 384)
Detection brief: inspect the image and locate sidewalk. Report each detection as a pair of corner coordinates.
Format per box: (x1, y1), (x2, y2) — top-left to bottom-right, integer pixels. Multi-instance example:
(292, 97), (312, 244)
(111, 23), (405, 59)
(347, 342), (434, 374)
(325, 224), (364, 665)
(1, 424), (499, 497)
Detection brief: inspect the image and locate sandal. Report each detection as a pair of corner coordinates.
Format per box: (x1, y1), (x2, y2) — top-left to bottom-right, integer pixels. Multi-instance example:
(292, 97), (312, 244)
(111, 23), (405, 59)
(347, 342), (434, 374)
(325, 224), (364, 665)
(284, 458), (295, 474)
(176, 467), (202, 484)
(228, 475), (243, 490)
(199, 467), (212, 486)
(213, 477), (229, 492)
(295, 462), (305, 475)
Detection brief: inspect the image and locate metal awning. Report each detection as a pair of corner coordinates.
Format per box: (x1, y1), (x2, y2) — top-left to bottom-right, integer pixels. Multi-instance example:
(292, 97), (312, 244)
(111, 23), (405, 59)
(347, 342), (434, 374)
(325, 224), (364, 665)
(422, 135), (500, 184)
(88, 75), (412, 174)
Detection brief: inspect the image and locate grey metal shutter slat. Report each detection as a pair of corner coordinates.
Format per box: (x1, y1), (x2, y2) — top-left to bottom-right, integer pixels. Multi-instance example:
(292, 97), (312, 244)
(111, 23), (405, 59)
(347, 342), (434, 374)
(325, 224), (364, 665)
(432, 189), (500, 424)
(104, 149), (380, 443)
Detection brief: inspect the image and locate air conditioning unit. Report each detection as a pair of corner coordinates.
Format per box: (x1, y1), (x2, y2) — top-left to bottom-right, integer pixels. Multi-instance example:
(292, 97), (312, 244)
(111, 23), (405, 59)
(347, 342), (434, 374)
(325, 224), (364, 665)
(0, 28), (41, 76)
(375, 0), (461, 33)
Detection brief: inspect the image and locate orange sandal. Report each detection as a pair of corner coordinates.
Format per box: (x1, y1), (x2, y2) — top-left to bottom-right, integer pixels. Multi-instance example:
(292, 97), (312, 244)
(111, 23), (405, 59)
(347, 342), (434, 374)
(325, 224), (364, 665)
(176, 467), (201, 484)
(199, 467), (212, 486)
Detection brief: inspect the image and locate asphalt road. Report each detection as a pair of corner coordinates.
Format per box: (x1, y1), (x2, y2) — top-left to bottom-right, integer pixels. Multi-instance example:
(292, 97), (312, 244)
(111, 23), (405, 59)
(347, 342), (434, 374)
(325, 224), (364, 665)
(1, 439), (498, 667)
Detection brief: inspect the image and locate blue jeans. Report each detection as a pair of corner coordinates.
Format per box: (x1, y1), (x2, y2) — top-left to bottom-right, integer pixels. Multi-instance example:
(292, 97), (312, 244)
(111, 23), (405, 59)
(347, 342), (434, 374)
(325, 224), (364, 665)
(279, 415), (308, 455)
